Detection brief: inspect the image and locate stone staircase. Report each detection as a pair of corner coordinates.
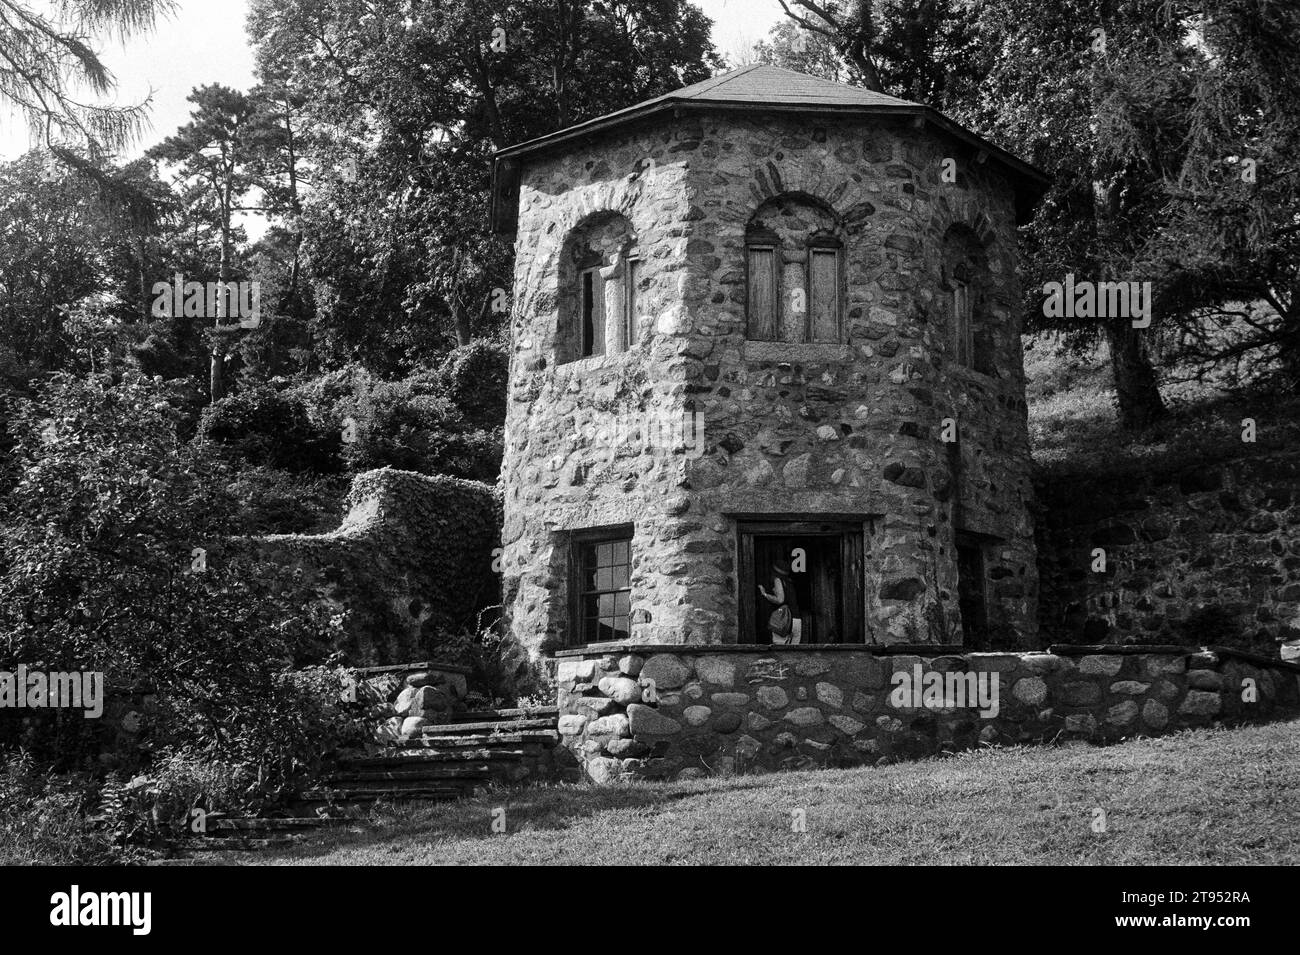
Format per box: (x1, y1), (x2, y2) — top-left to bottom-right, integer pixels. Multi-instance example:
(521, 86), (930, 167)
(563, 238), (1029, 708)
(178, 666), (562, 854)
(296, 706), (561, 812)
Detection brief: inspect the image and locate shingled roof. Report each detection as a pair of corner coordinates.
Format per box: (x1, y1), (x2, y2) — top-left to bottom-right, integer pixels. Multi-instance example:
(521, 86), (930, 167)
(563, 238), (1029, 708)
(490, 64), (1047, 231)
(496, 63), (1044, 180)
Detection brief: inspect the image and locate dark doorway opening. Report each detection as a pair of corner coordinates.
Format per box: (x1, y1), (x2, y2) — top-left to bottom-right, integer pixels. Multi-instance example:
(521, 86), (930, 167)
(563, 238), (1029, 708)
(737, 520), (864, 645)
(955, 534), (990, 650)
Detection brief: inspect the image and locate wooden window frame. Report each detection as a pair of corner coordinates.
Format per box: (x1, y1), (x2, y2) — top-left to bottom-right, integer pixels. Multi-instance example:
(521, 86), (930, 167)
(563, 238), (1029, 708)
(567, 525), (634, 647)
(806, 234), (844, 344)
(745, 227), (782, 342)
(952, 277), (973, 368)
(624, 255), (641, 349)
(736, 518), (865, 645)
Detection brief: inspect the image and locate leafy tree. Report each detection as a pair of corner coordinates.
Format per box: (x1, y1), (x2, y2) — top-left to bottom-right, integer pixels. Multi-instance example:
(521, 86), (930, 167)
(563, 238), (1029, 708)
(0, 150), (176, 387)
(774, 0), (980, 106)
(0, 0), (171, 151)
(966, 0), (1184, 430)
(748, 20), (845, 80)
(248, 0), (719, 369)
(0, 372), (341, 772)
(1131, 0), (1300, 390)
(0, 152), (108, 379)
(148, 85), (268, 401)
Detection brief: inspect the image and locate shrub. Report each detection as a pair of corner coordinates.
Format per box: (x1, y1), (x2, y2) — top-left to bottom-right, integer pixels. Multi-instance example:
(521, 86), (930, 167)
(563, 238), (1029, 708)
(197, 385), (340, 472)
(0, 373), (354, 775)
(431, 612), (540, 707)
(226, 466), (350, 535)
(289, 349), (507, 482)
(0, 753), (125, 864)
(437, 340), (508, 430)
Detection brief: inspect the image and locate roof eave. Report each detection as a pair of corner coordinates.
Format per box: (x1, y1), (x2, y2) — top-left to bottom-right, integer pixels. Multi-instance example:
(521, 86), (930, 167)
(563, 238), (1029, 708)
(491, 100), (1049, 231)
(494, 99), (1047, 185)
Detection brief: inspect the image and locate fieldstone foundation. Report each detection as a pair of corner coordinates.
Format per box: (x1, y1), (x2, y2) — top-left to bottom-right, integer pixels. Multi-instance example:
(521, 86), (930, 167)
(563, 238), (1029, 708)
(553, 644), (1300, 782)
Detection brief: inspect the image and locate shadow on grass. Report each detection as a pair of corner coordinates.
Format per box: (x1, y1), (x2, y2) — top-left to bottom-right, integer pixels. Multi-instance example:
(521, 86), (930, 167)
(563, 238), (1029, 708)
(216, 773), (795, 864)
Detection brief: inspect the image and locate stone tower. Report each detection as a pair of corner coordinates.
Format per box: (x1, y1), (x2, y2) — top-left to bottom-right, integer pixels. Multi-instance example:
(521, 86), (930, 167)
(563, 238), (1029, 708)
(492, 65), (1046, 660)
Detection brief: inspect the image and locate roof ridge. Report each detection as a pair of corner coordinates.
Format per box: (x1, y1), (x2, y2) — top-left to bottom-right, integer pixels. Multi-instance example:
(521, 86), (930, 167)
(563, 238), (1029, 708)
(675, 62), (765, 100)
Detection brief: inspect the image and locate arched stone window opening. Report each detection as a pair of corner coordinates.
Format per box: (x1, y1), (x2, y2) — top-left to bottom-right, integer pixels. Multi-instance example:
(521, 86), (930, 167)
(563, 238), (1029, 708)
(558, 213), (639, 363)
(942, 225), (994, 375)
(745, 195), (845, 344)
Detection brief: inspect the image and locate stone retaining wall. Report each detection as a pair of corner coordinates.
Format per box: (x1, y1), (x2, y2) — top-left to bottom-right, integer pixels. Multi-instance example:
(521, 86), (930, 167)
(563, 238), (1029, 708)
(1035, 451), (1300, 656)
(552, 644), (1300, 782)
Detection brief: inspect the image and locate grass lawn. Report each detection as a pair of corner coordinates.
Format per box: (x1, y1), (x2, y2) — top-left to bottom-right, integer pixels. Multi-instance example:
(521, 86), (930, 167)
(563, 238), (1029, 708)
(1022, 334), (1300, 480)
(218, 720), (1300, 866)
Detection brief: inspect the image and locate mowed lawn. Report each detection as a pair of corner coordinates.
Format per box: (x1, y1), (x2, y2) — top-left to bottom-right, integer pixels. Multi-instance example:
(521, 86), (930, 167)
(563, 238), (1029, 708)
(223, 720), (1300, 866)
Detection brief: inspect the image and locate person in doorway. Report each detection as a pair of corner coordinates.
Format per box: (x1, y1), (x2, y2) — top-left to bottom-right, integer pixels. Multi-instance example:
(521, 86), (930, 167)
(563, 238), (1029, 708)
(759, 559), (802, 644)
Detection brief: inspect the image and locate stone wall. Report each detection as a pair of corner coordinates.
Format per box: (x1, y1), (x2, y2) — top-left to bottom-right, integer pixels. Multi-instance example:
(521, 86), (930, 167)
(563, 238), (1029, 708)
(502, 109), (1037, 656)
(348, 662), (471, 745)
(1036, 451), (1300, 656)
(552, 644), (1300, 782)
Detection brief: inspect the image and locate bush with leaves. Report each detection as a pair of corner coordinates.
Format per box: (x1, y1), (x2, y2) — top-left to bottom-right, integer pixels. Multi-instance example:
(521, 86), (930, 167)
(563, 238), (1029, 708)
(0, 753), (127, 865)
(293, 364), (503, 481)
(197, 384), (340, 472)
(0, 372), (360, 797)
(431, 611), (540, 708)
(436, 340), (508, 431)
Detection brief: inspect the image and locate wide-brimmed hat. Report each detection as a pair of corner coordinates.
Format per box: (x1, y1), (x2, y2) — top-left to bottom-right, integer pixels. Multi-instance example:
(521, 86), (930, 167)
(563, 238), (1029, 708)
(773, 560), (793, 577)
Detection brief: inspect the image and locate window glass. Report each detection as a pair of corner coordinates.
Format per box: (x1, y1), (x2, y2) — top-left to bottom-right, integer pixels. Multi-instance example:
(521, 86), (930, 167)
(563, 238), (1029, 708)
(576, 532), (632, 644)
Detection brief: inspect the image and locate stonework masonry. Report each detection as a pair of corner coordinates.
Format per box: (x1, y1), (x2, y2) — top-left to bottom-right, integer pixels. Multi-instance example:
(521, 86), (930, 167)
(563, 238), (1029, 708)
(500, 107), (1038, 656)
(1036, 451), (1300, 655)
(551, 645), (1300, 782)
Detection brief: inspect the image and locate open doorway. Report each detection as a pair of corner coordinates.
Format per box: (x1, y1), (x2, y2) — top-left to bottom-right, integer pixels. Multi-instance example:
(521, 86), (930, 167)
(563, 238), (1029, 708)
(737, 520), (865, 645)
(955, 531), (991, 650)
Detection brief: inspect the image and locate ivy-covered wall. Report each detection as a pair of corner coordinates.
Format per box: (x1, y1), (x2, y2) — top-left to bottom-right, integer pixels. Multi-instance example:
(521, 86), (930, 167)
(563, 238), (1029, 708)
(244, 468), (502, 665)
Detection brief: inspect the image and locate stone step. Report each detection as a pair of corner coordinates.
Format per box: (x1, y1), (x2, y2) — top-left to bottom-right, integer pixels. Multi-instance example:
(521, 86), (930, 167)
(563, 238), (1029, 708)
(299, 786), (466, 803)
(450, 706), (559, 722)
(415, 717), (558, 735)
(337, 749), (540, 769)
(397, 731), (557, 747)
(329, 764), (495, 784)
(206, 817), (351, 833)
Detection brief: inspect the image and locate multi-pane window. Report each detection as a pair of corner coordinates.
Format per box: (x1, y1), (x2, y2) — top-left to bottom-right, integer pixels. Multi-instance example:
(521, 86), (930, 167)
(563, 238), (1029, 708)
(574, 534), (631, 644)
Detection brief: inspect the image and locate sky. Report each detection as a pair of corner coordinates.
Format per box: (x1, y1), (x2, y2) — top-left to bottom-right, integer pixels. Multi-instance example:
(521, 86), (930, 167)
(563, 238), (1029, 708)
(0, 0), (786, 162)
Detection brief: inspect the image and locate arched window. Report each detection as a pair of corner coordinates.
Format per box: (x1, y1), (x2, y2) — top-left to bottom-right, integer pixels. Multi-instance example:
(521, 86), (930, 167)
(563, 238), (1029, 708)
(746, 195), (844, 343)
(558, 213), (639, 363)
(942, 226), (992, 374)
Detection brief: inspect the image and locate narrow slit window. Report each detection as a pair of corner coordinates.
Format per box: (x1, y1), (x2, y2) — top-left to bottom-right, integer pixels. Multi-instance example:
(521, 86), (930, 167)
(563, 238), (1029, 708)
(581, 266), (605, 358)
(808, 246), (841, 343)
(746, 245), (779, 341)
(953, 278), (973, 367)
(625, 256), (640, 348)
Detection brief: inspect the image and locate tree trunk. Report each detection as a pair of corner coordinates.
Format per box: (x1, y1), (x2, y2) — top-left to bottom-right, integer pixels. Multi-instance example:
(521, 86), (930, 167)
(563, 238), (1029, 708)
(212, 195), (232, 404)
(452, 297), (472, 347)
(1105, 320), (1165, 430)
(137, 234), (149, 325)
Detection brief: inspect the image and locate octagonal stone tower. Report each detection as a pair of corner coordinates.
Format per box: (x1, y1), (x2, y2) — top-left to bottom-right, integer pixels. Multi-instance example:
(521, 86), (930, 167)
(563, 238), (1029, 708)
(492, 65), (1047, 660)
